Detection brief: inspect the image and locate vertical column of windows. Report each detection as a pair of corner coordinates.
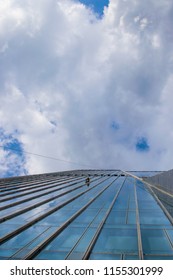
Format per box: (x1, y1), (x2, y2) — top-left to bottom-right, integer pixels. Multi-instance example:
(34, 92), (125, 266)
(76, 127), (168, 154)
(136, 180), (173, 259)
(88, 177), (139, 260)
(134, 180), (143, 260)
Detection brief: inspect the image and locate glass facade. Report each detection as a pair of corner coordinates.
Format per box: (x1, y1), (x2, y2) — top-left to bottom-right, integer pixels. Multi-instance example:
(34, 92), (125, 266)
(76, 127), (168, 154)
(0, 170), (173, 260)
(144, 170), (173, 218)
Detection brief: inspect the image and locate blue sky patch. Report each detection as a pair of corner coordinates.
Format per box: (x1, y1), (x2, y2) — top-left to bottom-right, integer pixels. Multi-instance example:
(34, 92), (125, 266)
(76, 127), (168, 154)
(136, 137), (150, 152)
(111, 121), (120, 131)
(79, 0), (109, 16)
(0, 129), (27, 177)
(4, 138), (24, 156)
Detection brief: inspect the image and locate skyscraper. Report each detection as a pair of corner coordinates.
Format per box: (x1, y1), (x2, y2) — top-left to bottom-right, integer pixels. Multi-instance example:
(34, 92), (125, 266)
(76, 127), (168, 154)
(0, 169), (173, 260)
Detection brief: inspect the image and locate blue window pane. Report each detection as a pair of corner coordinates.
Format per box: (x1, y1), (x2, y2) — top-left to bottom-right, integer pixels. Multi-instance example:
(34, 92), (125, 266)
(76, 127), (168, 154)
(141, 229), (173, 254)
(138, 201), (161, 210)
(112, 200), (128, 210)
(89, 253), (121, 260)
(144, 255), (173, 260)
(0, 249), (17, 258)
(104, 225), (137, 230)
(141, 224), (173, 229)
(45, 227), (85, 251)
(66, 252), (84, 259)
(73, 209), (99, 225)
(27, 227), (56, 250)
(37, 209), (76, 226)
(128, 200), (136, 210)
(70, 228), (96, 252)
(67, 228), (97, 259)
(35, 251), (67, 260)
(166, 229), (173, 244)
(10, 227), (57, 259)
(139, 211), (171, 225)
(0, 225), (50, 250)
(92, 228), (138, 254)
(127, 211), (136, 224)
(0, 224), (20, 238)
(106, 211), (126, 224)
(91, 209), (107, 226)
(10, 249), (30, 259)
(124, 255), (139, 260)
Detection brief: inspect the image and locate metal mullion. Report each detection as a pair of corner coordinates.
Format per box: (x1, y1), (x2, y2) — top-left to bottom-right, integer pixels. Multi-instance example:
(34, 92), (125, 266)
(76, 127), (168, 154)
(23, 176), (119, 259)
(81, 177), (126, 260)
(134, 180), (144, 260)
(0, 176), (109, 245)
(125, 194), (131, 224)
(164, 229), (173, 250)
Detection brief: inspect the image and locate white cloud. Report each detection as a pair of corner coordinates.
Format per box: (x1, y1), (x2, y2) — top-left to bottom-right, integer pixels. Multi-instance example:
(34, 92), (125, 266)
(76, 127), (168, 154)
(0, 0), (173, 177)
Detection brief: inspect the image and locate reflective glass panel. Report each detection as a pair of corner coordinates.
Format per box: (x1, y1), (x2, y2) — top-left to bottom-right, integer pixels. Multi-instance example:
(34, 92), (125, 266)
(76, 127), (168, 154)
(144, 255), (173, 260)
(44, 227), (85, 251)
(106, 211), (126, 224)
(139, 210), (171, 225)
(141, 229), (173, 254)
(89, 253), (121, 260)
(92, 228), (138, 254)
(123, 255), (139, 260)
(35, 251), (67, 260)
(166, 229), (173, 244)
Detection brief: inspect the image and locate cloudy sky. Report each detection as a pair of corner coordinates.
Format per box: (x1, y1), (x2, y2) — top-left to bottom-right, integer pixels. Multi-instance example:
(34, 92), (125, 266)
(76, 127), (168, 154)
(0, 0), (173, 177)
